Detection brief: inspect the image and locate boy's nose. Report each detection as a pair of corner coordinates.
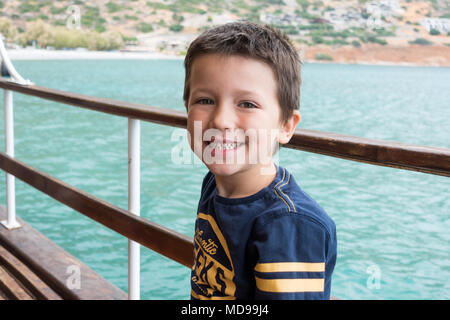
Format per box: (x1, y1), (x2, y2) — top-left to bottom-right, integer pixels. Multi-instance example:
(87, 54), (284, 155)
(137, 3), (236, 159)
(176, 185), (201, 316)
(210, 101), (236, 130)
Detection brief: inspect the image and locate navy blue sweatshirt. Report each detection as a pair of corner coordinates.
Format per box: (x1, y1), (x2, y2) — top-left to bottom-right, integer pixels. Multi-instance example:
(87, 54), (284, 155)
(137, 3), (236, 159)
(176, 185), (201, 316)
(191, 164), (337, 300)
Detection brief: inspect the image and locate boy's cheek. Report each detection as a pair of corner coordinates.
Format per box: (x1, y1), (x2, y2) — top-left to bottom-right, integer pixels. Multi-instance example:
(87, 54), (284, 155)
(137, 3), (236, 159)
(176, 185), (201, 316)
(186, 120), (205, 160)
(185, 123), (196, 148)
(240, 130), (276, 165)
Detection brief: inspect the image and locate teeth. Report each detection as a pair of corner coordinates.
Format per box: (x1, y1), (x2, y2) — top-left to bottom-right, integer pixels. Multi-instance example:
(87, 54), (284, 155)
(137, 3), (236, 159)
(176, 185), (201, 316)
(209, 142), (239, 150)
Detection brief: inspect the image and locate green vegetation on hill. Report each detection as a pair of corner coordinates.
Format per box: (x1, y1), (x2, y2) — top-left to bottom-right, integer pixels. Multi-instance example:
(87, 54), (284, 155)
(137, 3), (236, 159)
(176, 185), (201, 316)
(0, 0), (448, 51)
(0, 18), (123, 51)
(409, 37), (433, 45)
(315, 52), (334, 60)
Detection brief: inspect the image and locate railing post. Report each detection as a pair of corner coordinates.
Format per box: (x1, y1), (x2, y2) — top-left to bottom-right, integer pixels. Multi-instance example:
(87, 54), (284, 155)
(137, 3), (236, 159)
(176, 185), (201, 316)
(128, 118), (140, 300)
(1, 34), (30, 230)
(1, 89), (20, 230)
(0, 35), (31, 86)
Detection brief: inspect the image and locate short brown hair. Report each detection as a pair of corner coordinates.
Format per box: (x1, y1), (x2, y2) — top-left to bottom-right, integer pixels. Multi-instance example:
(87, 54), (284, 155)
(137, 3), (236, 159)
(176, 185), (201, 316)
(183, 20), (303, 124)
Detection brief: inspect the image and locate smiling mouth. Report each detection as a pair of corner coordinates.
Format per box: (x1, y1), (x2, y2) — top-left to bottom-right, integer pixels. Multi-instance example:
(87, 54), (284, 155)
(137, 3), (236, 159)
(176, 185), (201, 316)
(207, 141), (245, 150)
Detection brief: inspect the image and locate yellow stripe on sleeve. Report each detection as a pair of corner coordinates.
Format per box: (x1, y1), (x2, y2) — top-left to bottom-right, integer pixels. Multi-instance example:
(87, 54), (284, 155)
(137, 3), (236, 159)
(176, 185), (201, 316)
(255, 262), (325, 273)
(255, 277), (324, 293)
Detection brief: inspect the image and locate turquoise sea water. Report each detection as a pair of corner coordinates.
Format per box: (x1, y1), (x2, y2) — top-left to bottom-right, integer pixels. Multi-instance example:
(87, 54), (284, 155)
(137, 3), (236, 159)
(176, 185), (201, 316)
(0, 59), (449, 299)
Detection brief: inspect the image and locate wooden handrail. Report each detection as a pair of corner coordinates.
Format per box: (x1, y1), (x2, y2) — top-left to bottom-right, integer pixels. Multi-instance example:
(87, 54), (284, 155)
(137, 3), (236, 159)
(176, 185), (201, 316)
(287, 129), (450, 177)
(1, 78), (449, 177)
(0, 79), (187, 128)
(0, 151), (194, 268)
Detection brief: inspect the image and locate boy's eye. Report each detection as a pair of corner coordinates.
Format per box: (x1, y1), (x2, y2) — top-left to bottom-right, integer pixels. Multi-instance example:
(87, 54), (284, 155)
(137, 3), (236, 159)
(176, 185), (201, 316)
(195, 99), (257, 109)
(239, 101), (257, 109)
(197, 98), (214, 105)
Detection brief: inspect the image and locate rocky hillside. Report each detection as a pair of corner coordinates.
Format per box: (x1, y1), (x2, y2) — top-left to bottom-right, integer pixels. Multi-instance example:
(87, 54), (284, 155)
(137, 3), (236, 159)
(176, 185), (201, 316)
(0, 0), (449, 61)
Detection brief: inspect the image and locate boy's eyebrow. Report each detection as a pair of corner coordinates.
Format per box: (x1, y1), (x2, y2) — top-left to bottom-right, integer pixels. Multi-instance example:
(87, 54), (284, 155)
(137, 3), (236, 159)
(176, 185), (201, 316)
(190, 88), (214, 96)
(191, 88), (263, 100)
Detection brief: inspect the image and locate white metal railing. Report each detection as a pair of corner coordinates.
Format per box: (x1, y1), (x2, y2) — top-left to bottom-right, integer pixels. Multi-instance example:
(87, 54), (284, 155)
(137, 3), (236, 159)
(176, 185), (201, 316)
(0, 36), (31, 86)
(0, 34), (28, 230)
(2, 88), (19, 230)
(0, 35), (141, 300)
(128, 118), (140, 300)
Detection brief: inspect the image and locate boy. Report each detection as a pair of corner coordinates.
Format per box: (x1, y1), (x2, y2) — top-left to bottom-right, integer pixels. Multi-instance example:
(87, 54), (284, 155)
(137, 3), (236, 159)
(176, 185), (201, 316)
(183, 21), (337, 300)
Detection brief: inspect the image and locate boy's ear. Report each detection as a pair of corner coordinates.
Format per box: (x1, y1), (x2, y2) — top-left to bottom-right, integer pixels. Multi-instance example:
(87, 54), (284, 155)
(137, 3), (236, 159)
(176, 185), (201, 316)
(278, 110), (301, 145)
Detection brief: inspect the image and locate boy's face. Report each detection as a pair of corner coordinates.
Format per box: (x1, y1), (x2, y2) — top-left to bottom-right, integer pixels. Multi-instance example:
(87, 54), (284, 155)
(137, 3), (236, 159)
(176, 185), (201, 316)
(186, 53), (299, 177)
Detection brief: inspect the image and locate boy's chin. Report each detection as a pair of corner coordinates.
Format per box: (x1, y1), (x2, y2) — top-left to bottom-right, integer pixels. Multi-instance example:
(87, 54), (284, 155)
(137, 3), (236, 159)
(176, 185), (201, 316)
(205, 163), (249, 177)
(205, 162), (275, 178)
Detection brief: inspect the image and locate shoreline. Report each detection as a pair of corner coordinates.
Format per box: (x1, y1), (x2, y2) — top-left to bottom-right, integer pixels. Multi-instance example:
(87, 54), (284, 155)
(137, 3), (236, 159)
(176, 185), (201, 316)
(302, 58), (449, 68)
(7, 48), (183, 60)
(6, 47), (450, 68)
